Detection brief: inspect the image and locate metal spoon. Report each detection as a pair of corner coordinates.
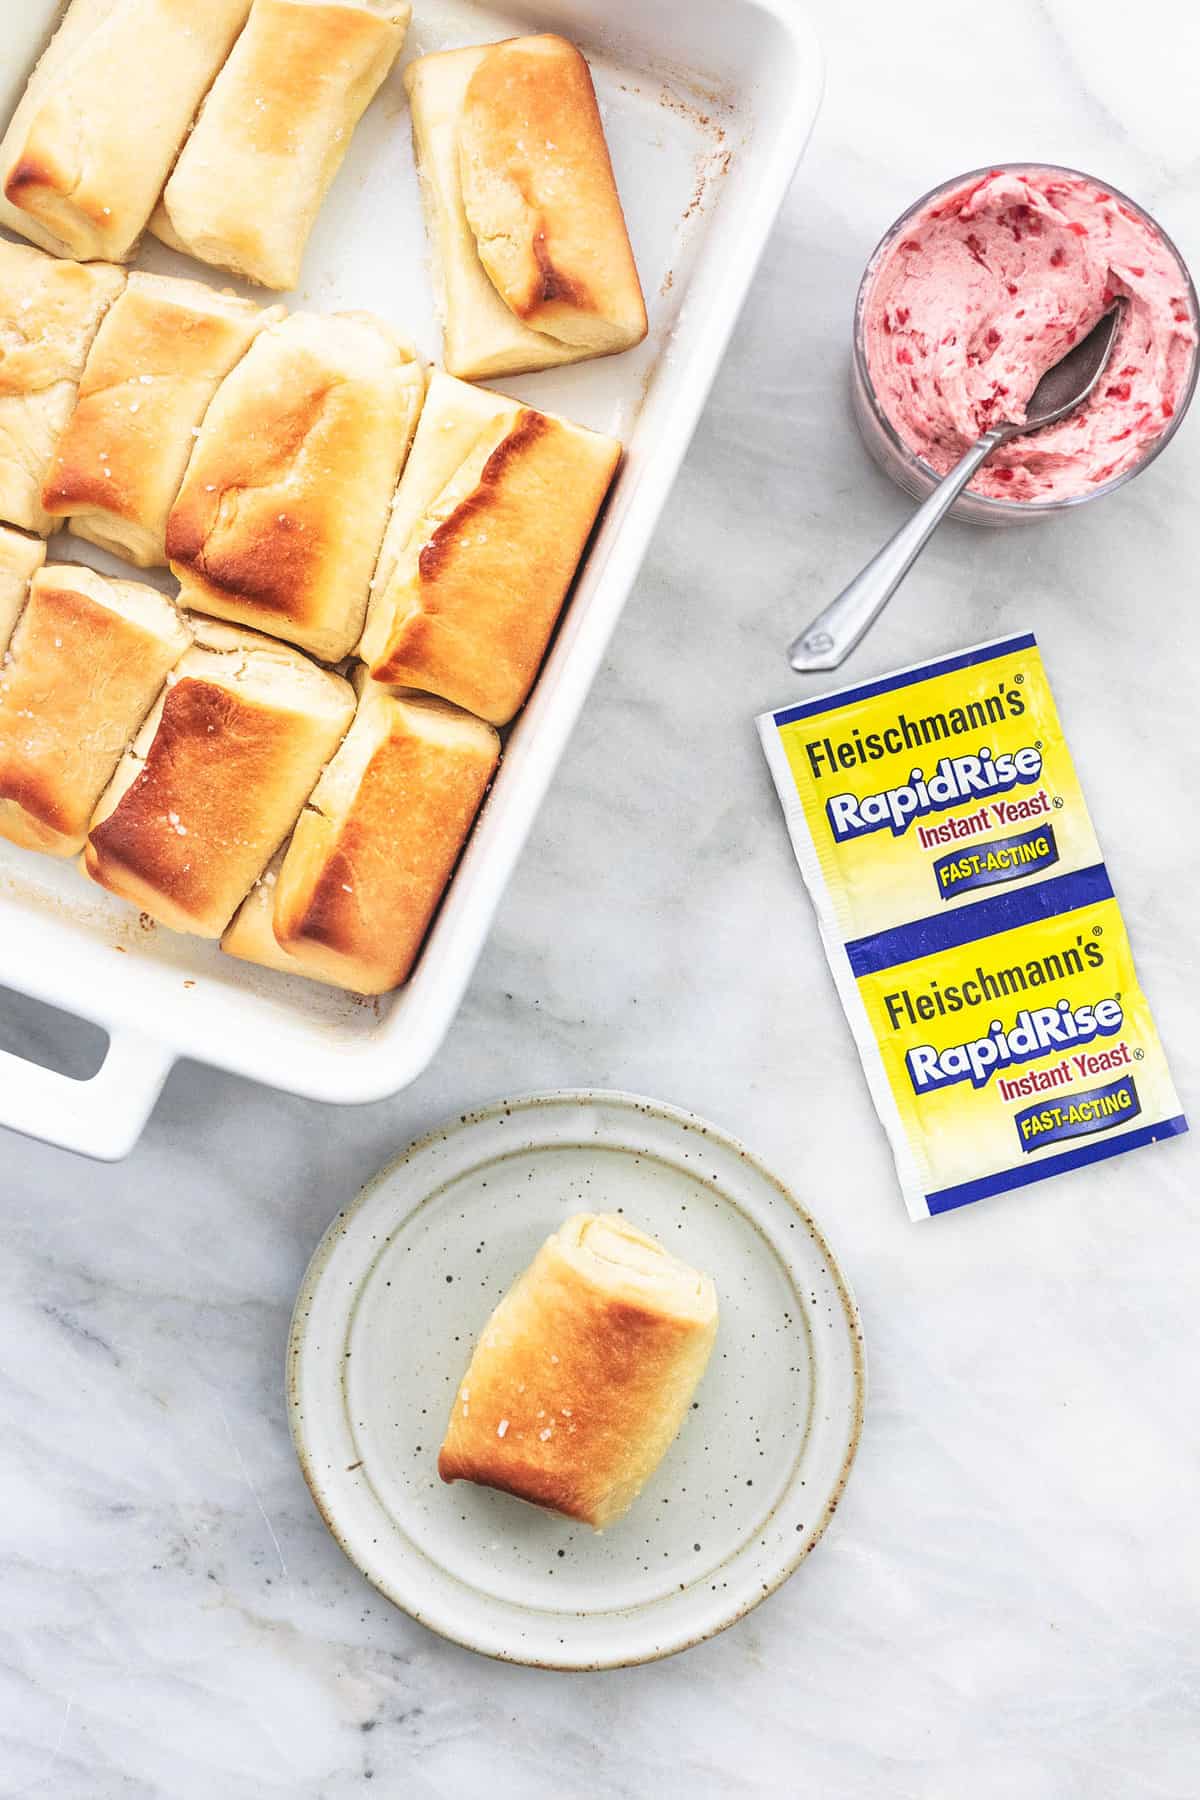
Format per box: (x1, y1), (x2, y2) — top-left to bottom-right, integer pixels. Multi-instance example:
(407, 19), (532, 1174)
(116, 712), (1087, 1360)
(788, 305), (1124, 673)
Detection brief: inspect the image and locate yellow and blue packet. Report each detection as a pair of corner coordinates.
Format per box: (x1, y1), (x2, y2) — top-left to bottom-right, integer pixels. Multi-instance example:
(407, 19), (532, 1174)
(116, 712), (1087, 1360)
(759, 633), (1186, 1220)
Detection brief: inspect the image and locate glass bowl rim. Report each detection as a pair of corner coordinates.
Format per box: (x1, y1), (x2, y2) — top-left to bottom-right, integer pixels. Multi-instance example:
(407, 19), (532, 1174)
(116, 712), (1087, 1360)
(852, 160), (1200, 514)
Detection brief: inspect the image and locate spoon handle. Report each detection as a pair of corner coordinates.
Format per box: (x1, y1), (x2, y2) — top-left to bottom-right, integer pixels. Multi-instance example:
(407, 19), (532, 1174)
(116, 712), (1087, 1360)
(788, 429), (1008, 673)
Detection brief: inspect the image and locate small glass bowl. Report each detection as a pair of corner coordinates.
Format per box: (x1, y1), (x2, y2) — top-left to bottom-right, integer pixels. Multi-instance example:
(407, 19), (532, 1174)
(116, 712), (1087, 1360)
(851, 163), (1200, 527)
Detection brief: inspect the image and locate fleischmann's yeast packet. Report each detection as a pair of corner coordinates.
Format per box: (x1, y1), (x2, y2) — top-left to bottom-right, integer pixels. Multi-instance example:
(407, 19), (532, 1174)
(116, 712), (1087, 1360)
(759, 633), (1187, 1220)
(764, 631), (1101, 939)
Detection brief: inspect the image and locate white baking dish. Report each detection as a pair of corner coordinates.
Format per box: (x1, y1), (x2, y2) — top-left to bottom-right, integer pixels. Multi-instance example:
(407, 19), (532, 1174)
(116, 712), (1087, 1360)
(0, 0), (822, 1158)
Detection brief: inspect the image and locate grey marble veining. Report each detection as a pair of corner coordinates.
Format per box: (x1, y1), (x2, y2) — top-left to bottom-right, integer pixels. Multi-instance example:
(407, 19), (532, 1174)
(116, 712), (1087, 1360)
(2, 1), (1199, 1794)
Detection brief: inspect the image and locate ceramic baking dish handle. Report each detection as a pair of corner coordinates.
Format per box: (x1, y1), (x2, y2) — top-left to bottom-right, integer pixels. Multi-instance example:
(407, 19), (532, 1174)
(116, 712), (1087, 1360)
(0, 1028), (173, 1160)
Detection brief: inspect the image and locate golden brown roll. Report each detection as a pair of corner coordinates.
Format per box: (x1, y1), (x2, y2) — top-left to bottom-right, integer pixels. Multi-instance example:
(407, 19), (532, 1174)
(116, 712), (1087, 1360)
(358, 370), (620, 724)
(439, 1214), (718, 1530)
(151, 0), (411, 290)
(41, 273), (278, 568)
(0, 0), (254, 262)
(84, 618), (354, 935)
(406, 36), (646, 379)
(0, 241), (125, 535)
(222, 681), (499, 992)
(166, 311), (425, 662)
(0, 527), (46, 658)
(0, 563), (190, 857)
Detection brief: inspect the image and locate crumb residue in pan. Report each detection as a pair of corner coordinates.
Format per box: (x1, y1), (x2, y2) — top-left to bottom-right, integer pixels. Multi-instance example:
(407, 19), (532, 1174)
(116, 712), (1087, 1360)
(681, 138), (731, 226)
(617, 67), (738, 132)
(621, 74), (736, 313)
(647, 121), (736, 335)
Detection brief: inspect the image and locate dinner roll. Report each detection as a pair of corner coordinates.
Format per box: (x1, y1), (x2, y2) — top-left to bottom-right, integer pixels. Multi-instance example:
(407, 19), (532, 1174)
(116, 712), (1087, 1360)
(42, 273), (278, 568)
(84, 618), (354, 935)
(151, 0), (411, 290)
(406, 36), (646, 378)
(0, 563), (190, 857)
(167, 311), (425, 662)
(439, 1214), (718, 1529)
(0, 240), (125, 535)
(359, 370), (620, 725)
(0, 0), (254, 262)
(222, 682), (499, 993)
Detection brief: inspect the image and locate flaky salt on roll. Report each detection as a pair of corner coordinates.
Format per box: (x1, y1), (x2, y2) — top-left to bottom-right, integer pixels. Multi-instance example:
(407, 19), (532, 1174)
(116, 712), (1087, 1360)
(222, 682), (499, 994)
(167, 311), (424, 662)
(438, 1214), (718, 1530)
(42, 273), (278, 568)
(84, 618), (354, 936)
(359, 370), (620, 725)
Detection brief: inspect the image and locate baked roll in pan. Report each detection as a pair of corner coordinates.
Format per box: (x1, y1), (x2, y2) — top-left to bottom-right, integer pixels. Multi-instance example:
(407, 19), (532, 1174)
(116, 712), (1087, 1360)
(0, 563), (190, 858)
(439, 1213), (718, 1530)
(359, 370), (620, 725)
(0, 527), (46, 660)
(222, 682), (499, 994)
(0, 0), (254, 263)
(405, 35), (646, 379)
(152, 0), (411, 291)
(167, 311), (425, 662)
(41, 273), (278, 568)
(84, 619), (354, 936)
(0, 240), (125, 536)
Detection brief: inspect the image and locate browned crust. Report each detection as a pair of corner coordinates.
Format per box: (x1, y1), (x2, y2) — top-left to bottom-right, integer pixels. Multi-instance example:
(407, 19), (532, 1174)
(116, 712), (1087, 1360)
(165, 378), (338, 613)
(5, 145), (109, 235)
(42, 444), (129, 523)
(529, 226), (589, 312)
(437, 1297), (698, 1521)
(168, 475), (331, 616)
(458, 36), (646, 346)
(165, 315), (422, 658)
(86, 662), (350, 934)
(369, 408), (620, 722)
(436, 1448), (596, 1521)
(418, 409), (550, 583)
(5, 152), (58, 204)
(272, 704), (499, 990)
(437, 1229), (714, 1527)
(291, 836), (359, 949)
(0, 761), (67, 836)
(88, 680), (245, 914)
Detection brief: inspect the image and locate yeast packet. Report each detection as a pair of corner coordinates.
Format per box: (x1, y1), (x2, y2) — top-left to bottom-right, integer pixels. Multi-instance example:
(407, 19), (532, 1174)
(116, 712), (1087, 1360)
(759, 633), (1187, 1220)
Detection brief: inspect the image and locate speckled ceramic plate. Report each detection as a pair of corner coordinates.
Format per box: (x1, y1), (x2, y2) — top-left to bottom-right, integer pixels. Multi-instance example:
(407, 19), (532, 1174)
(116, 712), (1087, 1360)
(288, 1092), (865, 1669)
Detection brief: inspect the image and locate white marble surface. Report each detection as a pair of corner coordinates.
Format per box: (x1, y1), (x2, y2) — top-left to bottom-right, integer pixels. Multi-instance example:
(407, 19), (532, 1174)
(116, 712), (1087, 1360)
(3, 0), (1200, 1793)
